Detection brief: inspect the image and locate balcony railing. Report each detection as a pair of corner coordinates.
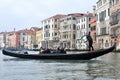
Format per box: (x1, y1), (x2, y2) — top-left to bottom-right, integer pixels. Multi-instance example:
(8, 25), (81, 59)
(110, 19), (119, 26)
(52, 37), (59, 41)
(60, 29), (71, 32)
(97, 33), (109, 37)
(60, 38), (71, 42)
(110, 34), (116, 38)
(110, 12), (120, 26)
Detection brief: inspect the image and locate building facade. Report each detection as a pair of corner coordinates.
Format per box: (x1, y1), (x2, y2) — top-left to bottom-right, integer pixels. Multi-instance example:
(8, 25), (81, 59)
(110, 0), (120, 49)
(8, 31), (19, 48)
(90, 6), (98, 50)
(18, 29), (34, 49)
(36, 28), (43, 48)
(76, 13), (93, 49)
(59, 14), (79, 49)
(96, 0), (111, 49)
(0, 32), (5, 48)
(41, 14), (66, 49)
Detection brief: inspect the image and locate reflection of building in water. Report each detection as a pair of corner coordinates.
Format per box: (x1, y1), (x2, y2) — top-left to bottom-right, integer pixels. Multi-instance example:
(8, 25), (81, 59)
(108, 53), (120, 79)
(86, 57), (120, 79)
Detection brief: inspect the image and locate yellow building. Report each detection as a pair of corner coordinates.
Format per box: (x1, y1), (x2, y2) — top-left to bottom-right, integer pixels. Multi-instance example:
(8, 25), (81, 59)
(59, 13), (82, 49)
(36, 28), (43, 48)
(41, 14), (66, 49)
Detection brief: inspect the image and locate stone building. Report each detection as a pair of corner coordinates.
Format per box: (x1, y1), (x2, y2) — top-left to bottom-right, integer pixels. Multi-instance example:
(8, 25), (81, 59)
(76, 13), (93, 49)
(110, 0), (120, 49)
(41, 14), (67, 49)
(96, 0), (111, 49)
(59, 13), (81, 49)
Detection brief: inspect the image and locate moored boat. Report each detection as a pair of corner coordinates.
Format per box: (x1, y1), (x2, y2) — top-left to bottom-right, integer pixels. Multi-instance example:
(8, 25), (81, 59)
(2, 43), (116, 60)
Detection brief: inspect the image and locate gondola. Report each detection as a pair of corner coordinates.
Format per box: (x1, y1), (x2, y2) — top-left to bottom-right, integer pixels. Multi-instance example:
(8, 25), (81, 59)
(2, 43), (116, 60)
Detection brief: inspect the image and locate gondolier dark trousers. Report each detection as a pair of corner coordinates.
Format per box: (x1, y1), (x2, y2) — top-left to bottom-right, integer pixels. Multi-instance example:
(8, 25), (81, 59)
(88, 40), (94, 51)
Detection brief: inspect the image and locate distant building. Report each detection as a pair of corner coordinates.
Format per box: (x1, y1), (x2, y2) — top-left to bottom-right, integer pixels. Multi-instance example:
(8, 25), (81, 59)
(4, 32), (10, 48)
(41, 14), (66, 49)
(0, 29), (20, 48)
(59, 13), (81, 49)
(30, 27), (40, 49)
(7, 29), (20, 48)
(0, 27), (40, 49)
(0, 32), (5, 48)
(18, 29), (34, 49)
(36, 28), (43, 48)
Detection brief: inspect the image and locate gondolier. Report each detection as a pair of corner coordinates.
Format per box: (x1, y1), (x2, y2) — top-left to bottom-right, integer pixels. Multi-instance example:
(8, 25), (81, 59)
(86, 32), (94, 51)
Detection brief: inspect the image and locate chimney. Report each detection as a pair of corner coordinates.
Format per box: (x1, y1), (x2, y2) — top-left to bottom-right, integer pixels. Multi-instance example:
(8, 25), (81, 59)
(93, 5), (96, 16)
(14, 28), (16, 32)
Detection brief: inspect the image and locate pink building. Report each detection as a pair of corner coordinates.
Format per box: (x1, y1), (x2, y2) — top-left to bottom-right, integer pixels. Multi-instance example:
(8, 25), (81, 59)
(8, 29), (20, 48)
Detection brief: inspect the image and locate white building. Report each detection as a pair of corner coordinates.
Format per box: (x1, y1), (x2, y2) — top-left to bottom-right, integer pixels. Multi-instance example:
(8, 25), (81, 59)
(41, 14), (66, 49)
(0, 32), (5, 48)
(59, 13), (81, 49)
(76, 13), (93, 49)
(4, 32), (10, 48)
(96, 0), (111, 49)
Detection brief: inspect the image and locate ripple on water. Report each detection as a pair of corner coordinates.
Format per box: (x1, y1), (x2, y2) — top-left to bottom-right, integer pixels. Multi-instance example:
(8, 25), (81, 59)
(0, 51), (120, 80)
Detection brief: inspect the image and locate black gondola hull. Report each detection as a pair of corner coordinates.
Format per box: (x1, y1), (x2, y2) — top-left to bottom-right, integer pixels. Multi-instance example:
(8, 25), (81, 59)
(2, 44), (116, 60)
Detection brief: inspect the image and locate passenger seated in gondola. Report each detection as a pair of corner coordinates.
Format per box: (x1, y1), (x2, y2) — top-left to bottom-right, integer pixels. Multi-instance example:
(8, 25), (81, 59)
(56, 47), (61, 53)
(20, 49), (28, 54)
(39, 47), (45, 54)
(24, 51), (28, 54)
(44, 48), (51, 53)
(60, 47), (66, 54)
(52, 47), (61, 54)
(54, 47), (66, 54)
(39, 47), (51, 54)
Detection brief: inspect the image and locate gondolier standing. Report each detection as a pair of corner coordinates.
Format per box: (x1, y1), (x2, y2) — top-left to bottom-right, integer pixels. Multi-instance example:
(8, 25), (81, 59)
(86, 32), (94, 51)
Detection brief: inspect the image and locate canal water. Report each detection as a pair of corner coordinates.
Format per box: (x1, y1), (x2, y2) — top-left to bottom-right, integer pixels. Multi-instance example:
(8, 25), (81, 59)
(0, 50), (120, 80)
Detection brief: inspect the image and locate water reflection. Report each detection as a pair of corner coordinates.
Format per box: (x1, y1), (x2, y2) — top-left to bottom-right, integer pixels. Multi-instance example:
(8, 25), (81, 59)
(87, 53), (120, 80)
(87, 61), (119, 80)
(0, 51), (120, 80)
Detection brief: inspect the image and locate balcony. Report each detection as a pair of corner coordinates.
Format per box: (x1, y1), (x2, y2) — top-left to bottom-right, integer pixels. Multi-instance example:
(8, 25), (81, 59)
(60, 29), (71, 32)
(60, 25), (71, 32)
(97, 27), (109, 36)
(44, 25), (50, 31)
(110, 34), (116, 38)
(97, 33), (109, 37)
(110, 18), (119, 26)
(110, 12), (120, 26)
(52, 37), (59, 41)
(44, 37), (50, 41)
(60, 38), (71, 42)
